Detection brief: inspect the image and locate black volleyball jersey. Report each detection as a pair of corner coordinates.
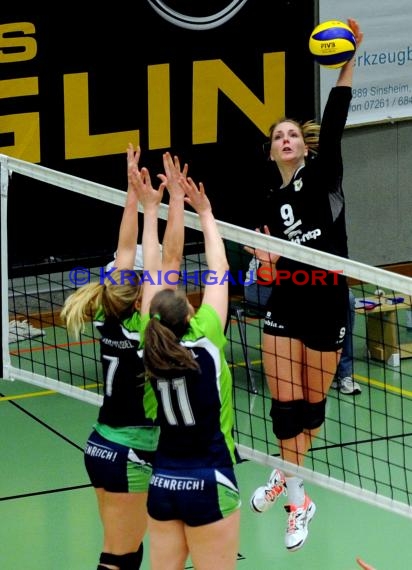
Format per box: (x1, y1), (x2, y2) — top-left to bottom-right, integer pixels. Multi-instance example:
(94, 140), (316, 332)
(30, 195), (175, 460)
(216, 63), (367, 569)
(263, 86), (352, 275)
(141, 304), (238, 470)
(93, 308), (157, 429)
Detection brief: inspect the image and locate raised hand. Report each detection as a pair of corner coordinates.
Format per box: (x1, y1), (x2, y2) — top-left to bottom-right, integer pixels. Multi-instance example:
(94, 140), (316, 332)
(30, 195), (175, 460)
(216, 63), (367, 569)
(130, 163), (165, 210)
(347, 18), (363, 49)
(244, 225), (280, 266)
(159, 152), (188, 200)
(126, 143), (141, 187)
(179, 176), (212, 216)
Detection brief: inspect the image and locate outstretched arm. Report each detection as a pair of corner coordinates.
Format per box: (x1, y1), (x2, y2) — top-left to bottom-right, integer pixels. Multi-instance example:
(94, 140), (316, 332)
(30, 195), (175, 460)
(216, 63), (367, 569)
(130, 164), (165, 315)
(158, 152), (187, 279)
(318, 19), (364, 183)
(114, 143), (141, 270)
(336, 18), (364, 87)
(180, 177), (228, 326)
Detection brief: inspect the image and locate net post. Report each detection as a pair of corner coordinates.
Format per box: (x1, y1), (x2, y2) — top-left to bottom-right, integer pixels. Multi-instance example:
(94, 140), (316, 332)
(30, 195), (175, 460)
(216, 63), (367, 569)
(0, 156), (11, 380)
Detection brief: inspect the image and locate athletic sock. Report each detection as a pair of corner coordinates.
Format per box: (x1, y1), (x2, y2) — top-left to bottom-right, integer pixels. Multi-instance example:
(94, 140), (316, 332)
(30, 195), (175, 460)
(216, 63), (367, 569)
(285, 476), (305, 505)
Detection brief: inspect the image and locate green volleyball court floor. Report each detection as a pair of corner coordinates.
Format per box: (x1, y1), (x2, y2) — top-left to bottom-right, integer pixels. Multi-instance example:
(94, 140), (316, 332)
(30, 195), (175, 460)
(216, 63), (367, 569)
(2, 310), (412, 569)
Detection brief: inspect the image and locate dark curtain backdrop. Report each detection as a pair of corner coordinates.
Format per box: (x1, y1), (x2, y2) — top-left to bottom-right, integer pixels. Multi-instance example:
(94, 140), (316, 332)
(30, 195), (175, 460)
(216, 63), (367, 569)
(2, 2), (315, 265)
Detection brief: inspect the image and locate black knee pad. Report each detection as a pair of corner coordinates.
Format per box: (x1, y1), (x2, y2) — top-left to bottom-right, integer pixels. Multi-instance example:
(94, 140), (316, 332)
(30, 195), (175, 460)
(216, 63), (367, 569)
(99, 544), (143, 569)
(302, 398), (326, 430)
(270, 398), (305, 440)
(135, 544), (144, 568)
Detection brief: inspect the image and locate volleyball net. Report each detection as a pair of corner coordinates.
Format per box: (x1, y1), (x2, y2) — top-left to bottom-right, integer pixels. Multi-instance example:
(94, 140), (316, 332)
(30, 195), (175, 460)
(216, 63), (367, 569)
(2, 154), (412, 519)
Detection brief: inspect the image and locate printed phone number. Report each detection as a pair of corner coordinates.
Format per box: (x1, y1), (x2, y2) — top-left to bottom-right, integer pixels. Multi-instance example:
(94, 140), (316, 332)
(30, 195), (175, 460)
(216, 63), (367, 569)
(351, 95), (412, 111)
(351, 84), (412, 110)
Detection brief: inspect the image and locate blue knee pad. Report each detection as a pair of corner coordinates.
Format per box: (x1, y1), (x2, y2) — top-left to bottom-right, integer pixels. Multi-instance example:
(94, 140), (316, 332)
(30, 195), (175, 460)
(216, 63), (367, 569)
(270, 398), (305, 440)
(302, 399), (326, 430)
(99, 544), (143, 569)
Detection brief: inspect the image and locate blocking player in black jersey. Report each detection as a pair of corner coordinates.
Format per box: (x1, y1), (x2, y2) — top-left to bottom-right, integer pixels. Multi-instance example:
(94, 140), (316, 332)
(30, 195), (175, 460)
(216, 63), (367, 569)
(248, 18), (364, 553)
(131, 164), (241, 570)
(61, 145), (186, 570)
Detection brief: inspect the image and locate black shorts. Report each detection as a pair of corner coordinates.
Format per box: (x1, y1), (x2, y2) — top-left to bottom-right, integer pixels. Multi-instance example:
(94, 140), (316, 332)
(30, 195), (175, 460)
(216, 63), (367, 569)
(263, 277), (348, 351)
(84, 430), (155, 493)
(147, 466), (241, 526)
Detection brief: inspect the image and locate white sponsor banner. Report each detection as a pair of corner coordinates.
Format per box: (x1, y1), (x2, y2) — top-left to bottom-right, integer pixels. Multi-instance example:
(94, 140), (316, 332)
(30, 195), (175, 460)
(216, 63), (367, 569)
(318, 1), (412, 125)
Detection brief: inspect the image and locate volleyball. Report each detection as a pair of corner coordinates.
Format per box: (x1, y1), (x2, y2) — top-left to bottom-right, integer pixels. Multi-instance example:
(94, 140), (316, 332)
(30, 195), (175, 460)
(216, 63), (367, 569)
(309, 20), (356, 69)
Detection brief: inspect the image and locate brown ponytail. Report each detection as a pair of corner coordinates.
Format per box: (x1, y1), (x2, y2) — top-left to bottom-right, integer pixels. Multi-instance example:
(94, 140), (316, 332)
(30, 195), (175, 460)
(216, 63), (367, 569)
(143, 289), (199, 377)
